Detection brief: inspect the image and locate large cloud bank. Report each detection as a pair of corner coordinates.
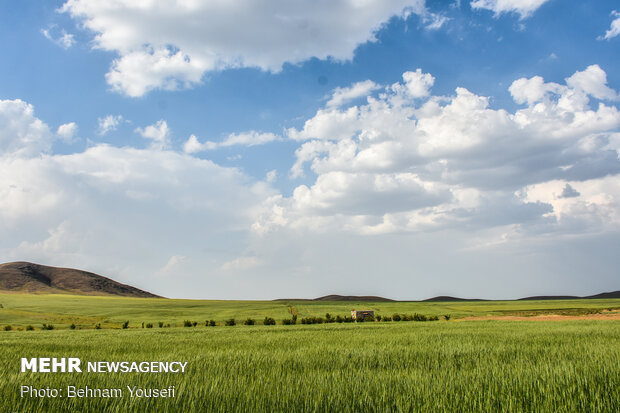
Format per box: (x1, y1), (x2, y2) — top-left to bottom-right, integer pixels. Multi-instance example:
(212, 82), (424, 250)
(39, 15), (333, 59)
(255, 65), (620, 239)
(62, 0), (426, 97)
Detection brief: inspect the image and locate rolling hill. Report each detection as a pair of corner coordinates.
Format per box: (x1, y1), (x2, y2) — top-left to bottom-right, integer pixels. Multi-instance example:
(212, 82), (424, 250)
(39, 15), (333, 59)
(0, 261), (160, 298)
(313, 294), (395, 302)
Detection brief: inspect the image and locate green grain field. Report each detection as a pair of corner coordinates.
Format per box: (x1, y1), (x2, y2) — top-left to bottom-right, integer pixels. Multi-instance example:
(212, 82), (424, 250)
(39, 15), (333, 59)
(0, 294), (619, 412)
(1, 293), (619, 329)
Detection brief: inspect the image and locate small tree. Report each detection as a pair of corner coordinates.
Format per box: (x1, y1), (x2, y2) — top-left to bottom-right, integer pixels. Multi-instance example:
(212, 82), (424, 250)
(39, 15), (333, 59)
(225, 318), (236, 326)
(392, 314), (401, 322)
(183, 320), (193, 327)
(158, 322), (164, 328)
(444, 315), (451, 321)
(70, 324), (76, 330)
(244, 318), (255, 326)
(145, 323), (153, 328)
(263, 317), (276, 326)
(122, 321), (130, 329)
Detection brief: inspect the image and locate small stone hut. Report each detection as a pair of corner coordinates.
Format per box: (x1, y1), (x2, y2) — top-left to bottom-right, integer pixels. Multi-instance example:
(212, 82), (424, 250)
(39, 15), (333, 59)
(351, 310), (374, 320)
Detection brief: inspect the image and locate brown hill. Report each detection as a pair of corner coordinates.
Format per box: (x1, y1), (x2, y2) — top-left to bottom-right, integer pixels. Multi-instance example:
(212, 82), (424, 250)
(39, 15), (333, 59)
(518, 291), (620, 300)
(0, 262), (160, 298)
(423, 296), (487, 302)
(313, 294), (395, 302)
(584, 291), (620, 299)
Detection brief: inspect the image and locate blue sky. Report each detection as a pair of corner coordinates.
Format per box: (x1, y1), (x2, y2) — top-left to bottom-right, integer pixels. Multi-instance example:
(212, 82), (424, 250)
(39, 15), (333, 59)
(0, 0), (619, 299)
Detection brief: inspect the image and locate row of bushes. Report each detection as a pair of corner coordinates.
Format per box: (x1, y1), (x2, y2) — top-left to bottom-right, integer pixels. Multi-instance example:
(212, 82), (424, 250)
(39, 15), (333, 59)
(184, 313), (448, 326)
(2, 313), (451, 331)
(4, 324), (54, 331)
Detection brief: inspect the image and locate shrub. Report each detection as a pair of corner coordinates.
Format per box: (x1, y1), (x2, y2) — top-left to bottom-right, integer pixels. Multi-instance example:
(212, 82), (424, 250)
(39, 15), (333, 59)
(430, 316), (439, 321)
(444, 315), (451, 321)
(158, 322), (164, 328)
(208, 320), (216, 327)
(263, 317), (276, 326)
(94, 323), (102, 329)
(382, 316), (392, 322)
(335, 315), (343, 323)
(392, 314), (401, 322)
(70, 324), (76, 330)
(325, 313), (335, 323)
(141, 322), (145, 328)
(282, 315), (297, 325)
(42, 324), (54, 330)
(145, 323), (153, 328)
(26, 325), (34, 331)
(225, 318), (236, 326)
(183, 320), (193, 327)
(413, 313), (427, 322)
(344, 316), (354, 323)
(4, 325), (12, 331)
(192, 321), (198, 327)
(122, 321), (130, 329)
(376, 315), (382, 322)
(244, 318), (255, 326)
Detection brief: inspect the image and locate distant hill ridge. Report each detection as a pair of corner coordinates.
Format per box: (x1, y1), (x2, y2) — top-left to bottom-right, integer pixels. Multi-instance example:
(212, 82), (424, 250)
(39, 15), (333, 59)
(314, 294), (395, 302)
(0, 262), (160, 298)
(276, 292), (620, 302)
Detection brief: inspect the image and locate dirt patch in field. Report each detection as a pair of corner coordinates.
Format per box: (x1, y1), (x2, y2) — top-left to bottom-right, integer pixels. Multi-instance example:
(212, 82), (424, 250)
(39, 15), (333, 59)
(459, 313), (620, 321)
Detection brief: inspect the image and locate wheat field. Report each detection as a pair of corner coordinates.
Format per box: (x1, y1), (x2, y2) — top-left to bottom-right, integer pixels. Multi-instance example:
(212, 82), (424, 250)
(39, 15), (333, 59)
(1, 319), (618, 412)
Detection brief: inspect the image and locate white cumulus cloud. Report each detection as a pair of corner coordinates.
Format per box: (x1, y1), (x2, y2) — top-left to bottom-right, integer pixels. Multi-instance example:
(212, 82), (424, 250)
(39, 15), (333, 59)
(600, 10), (620, 40)
(97, 114), (123, 136)
(135, 120), (170, 150)
(257, 66), (620, 236)
(0, 99), (53, 158)
(470, 0), (550, 19)
(41, 26), (75, 49)
(0, 99), (277, 297)
(183, 131), (279, 153)
(327, 80), (381, 108)
(61, 0), (427, 97)
(57, 122), (78, 141)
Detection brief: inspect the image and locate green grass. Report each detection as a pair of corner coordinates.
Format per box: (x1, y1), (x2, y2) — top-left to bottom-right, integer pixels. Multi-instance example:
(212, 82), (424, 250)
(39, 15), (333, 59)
(1, 321), (618, 412)
(0, 293), (618, 329)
